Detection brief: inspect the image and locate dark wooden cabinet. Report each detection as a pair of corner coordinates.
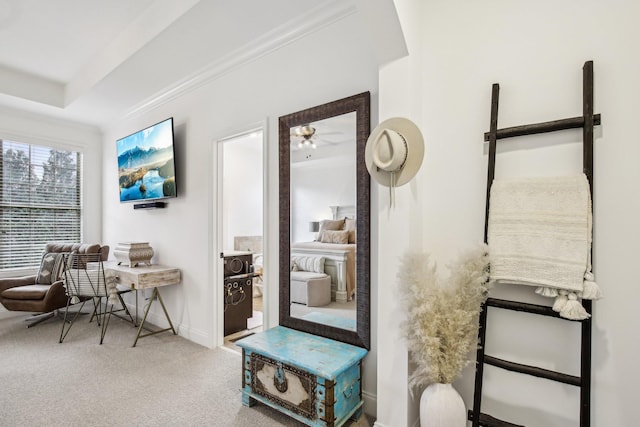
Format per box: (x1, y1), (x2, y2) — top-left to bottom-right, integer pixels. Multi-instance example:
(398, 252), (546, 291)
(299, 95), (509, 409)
(223, 251), (254, 336)
(224, 275), (253, 336)
(223, 252), (252, 277)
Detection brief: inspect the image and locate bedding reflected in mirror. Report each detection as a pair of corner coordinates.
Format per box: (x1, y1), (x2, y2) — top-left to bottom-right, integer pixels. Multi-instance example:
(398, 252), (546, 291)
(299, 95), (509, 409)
(289, 113), (357, 331)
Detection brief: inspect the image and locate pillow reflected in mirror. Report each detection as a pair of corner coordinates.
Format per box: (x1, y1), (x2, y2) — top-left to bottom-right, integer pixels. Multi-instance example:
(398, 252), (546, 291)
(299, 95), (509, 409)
(318, 218), (345, 239)
(291, 256), (325, 273)
(344, 217), (356, 244)
(320, 230), (350, 244)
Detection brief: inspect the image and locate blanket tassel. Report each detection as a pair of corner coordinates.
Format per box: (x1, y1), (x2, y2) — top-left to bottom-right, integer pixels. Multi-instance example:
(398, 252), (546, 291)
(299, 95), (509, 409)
(580, 272), (602, 300)
(106, 272), (120, 306)
(558, 292), (590, 320)
(552, 290), (568, 312)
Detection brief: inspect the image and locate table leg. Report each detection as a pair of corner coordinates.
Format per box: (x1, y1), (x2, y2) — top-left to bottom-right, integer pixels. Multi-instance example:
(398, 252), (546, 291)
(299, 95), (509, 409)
(154, 288), (177, 335)
(132, 287), (177, 347)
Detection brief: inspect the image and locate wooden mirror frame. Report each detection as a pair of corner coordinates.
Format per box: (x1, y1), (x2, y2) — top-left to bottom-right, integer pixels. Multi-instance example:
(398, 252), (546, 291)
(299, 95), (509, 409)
(278, 91), (370, 349)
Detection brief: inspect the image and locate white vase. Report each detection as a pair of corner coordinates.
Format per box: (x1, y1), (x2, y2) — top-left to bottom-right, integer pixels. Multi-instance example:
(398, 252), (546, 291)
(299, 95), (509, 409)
(420, 383), (466, 427)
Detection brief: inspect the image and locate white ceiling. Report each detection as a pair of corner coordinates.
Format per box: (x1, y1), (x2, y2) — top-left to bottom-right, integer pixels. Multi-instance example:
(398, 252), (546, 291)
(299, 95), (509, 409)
(0, 0), (362, 130)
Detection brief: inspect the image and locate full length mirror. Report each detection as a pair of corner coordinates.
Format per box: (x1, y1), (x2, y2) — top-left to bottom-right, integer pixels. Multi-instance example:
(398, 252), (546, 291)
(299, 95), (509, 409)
(279, 92), (370, 349)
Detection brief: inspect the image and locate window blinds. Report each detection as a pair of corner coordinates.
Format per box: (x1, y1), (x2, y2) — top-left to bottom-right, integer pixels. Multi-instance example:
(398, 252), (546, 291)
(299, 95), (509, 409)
(0, 139), (82, 270)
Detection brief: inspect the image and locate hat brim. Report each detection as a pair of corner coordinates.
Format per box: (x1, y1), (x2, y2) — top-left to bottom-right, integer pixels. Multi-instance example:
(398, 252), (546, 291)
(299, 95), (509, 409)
(365, 117), (424, 187)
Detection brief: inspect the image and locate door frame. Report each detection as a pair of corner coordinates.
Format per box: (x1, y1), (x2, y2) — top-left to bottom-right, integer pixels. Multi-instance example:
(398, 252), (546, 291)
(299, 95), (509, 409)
(209, 120), (268, 348)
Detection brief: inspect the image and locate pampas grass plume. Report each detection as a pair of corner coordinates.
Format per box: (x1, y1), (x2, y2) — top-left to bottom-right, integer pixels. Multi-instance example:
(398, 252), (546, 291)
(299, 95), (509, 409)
(398, 244), (491, 392)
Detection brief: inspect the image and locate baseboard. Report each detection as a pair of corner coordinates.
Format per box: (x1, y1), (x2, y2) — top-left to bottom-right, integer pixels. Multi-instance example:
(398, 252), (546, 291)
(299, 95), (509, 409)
(176, 323), (209, 347)
(363, 390), (377, 421)
(373, 419), (412, 427)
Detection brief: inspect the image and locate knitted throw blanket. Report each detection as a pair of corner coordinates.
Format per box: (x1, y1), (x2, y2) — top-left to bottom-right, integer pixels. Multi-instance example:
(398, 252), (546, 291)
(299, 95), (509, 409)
(488, 174), (601, 320)
(105, 270), (120, 305)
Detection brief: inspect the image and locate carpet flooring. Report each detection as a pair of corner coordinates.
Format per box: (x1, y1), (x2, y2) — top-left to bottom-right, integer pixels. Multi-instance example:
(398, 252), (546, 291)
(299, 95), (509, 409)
(0, 313), (371, 427)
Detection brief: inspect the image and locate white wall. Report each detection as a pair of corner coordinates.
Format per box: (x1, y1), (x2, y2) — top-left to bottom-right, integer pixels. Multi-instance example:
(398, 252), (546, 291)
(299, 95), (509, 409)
(372, 1), (424, 425)
(222, 133), (263, 252)
(376, 0), (640, 425)
(101, 10), (380, 415)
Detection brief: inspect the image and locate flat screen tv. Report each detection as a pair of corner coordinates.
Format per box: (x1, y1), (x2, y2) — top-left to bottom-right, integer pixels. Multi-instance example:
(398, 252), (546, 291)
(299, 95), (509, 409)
(116, 117), (177, 203)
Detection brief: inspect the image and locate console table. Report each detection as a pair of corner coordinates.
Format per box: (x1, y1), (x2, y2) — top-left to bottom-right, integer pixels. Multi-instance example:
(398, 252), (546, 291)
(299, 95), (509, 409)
(236, 326), (368, 426)
(106, 263), (180, 347)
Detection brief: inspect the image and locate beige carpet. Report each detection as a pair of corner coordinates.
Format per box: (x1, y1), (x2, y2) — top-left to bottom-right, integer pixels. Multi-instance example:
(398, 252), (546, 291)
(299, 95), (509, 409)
(0, 313), (371, 426)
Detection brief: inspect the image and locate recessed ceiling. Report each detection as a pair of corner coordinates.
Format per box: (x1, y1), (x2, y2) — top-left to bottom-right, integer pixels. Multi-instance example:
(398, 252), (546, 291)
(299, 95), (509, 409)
(0, 0), (156, 83)
(0, 0), (362, 130)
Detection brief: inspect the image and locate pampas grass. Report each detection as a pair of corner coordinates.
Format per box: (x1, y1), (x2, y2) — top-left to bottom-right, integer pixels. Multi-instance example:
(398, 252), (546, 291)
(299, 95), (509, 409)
(398, 244), (491, 392)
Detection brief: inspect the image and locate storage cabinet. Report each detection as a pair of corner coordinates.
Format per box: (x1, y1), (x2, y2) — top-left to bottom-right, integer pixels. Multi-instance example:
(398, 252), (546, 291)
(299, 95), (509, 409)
(223, 252), (252, 277)
(223, 274), (253, 336)
(222, 251), (254, 336)
(236, 326), (368, 427)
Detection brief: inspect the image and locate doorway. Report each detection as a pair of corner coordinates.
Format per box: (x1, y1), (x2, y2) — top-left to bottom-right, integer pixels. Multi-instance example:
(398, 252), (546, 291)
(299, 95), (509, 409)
(216, 128), (264, 350)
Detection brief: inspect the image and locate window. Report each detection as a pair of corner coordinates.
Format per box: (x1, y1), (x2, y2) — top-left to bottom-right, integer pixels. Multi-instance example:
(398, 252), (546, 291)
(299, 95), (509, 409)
(0, 139), (82, 271)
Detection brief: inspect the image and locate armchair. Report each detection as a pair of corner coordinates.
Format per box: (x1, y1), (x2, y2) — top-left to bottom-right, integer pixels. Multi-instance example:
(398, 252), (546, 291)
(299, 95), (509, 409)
(0, 243), (109, 327)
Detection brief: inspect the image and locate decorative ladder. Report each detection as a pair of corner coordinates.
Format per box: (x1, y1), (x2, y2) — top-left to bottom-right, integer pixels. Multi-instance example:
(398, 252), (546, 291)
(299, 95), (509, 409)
(468, 60), (601, 427)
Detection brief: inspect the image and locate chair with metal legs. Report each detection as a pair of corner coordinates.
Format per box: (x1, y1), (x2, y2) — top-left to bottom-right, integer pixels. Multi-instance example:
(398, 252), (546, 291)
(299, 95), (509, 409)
(59, 253), (114, 344)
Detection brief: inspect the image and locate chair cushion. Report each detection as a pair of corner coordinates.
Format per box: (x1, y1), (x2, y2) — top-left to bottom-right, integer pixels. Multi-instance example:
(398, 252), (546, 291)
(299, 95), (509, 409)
(77, 243), (101, 255)
(35, 252), (65, 285)
(45, 243), (78, 253)
(1, 284), (49, 300)
(44, 243), (107, 258)
(290, 271), (329, 281)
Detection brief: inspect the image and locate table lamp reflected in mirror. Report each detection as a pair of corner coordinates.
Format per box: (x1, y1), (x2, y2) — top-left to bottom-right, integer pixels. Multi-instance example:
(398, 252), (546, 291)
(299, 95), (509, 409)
(309, 221), (320, 241)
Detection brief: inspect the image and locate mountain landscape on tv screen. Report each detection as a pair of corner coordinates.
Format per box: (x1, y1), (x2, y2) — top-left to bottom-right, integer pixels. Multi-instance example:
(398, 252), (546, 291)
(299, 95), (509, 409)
(118, 145), (175, 201)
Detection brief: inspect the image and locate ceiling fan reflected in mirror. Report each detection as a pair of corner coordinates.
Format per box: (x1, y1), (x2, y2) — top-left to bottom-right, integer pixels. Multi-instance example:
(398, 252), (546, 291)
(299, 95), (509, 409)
(291, 118), (349, 151)
(291, 125), (317, 149)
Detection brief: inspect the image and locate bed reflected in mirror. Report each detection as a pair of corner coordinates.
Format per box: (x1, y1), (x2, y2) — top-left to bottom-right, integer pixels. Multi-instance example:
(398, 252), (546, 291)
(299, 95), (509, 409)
(279, 92), (370, 349)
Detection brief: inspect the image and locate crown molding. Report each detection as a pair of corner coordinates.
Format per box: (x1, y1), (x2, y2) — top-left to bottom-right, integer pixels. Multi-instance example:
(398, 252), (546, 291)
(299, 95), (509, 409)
(121, 0), (357, 121)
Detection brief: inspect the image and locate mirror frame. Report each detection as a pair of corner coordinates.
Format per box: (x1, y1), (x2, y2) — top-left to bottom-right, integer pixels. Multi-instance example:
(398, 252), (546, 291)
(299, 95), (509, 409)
(279, 91), (371, 349)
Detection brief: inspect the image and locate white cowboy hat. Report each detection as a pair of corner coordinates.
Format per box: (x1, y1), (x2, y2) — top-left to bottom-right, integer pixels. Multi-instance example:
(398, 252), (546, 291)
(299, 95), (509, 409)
(365, 117), (424, 187)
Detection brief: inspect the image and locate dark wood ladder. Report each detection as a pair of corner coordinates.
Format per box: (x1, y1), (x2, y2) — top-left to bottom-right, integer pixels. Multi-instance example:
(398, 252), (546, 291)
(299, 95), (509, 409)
(468, 61), (601, 427)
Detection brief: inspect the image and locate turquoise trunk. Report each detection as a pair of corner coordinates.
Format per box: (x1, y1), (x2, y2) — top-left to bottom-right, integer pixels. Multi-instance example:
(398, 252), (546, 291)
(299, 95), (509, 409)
(237, 326), (368, 426)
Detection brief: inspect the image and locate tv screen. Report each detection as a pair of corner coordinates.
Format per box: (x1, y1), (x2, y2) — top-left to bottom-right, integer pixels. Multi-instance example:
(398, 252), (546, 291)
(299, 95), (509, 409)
(116, 117), (177, 203)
